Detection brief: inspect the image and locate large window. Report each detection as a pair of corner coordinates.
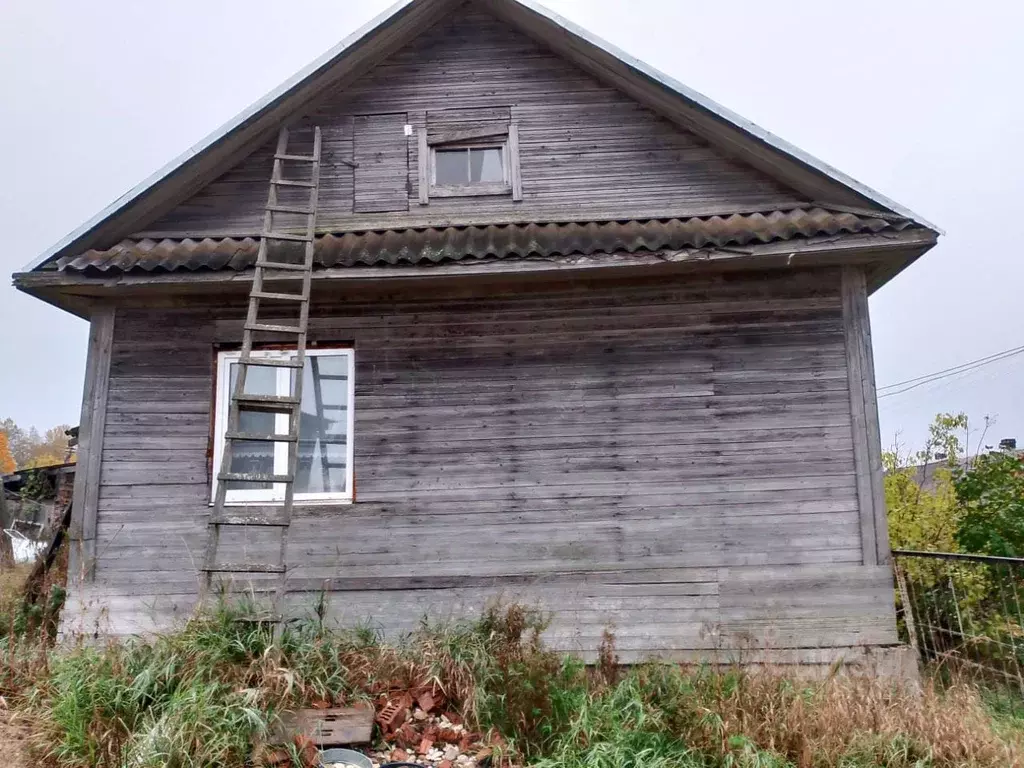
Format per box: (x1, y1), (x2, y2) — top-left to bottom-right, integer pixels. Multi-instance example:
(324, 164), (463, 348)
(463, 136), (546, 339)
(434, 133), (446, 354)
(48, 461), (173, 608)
(212, 349), (354, 505)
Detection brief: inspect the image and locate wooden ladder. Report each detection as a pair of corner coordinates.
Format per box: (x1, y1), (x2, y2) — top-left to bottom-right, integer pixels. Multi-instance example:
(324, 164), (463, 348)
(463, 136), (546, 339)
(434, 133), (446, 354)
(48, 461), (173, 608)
(201, 124), (323, 620)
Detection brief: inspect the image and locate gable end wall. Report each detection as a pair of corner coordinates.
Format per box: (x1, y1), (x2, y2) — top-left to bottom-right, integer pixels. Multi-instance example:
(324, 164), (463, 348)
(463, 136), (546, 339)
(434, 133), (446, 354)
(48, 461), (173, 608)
(140, 10), (806, 238)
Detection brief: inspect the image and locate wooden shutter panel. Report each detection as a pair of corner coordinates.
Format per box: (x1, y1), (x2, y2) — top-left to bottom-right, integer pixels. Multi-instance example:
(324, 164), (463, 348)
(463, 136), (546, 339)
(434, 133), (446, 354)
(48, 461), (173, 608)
(353, 113), (410, 214)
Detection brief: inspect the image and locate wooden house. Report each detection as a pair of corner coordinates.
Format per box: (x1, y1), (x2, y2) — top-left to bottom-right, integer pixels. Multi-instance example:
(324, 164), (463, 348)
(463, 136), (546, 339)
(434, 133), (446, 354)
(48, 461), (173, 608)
(13, 0), (939, 666)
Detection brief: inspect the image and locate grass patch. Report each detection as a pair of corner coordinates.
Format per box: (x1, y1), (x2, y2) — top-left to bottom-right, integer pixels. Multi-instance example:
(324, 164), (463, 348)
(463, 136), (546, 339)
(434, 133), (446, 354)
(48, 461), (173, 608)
(537, 663), (1023, 768)
(0, 596), (1021, 767)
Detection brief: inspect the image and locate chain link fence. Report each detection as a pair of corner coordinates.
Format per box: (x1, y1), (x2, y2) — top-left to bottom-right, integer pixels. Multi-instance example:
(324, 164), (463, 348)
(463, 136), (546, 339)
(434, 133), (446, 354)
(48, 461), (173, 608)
(893, 549), (1024, 692)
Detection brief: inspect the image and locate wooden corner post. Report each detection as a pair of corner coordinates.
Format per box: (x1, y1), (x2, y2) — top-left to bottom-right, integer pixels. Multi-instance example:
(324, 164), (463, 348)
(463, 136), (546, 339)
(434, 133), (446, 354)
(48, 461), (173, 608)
(68, 305), (115, 583)
(841, 266), (890, 566)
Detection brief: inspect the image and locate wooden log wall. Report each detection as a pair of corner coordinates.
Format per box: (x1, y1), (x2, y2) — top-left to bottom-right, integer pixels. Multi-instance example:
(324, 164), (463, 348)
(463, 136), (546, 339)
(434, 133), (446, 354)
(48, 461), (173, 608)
(61, 268), (899, 661)
(138, 10), (805, 238)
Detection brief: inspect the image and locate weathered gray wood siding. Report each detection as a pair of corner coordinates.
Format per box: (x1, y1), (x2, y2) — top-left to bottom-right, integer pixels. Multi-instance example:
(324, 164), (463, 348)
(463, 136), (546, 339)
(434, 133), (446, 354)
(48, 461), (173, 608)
(64, 268), (897, 661)
(139, 11), (805, 237)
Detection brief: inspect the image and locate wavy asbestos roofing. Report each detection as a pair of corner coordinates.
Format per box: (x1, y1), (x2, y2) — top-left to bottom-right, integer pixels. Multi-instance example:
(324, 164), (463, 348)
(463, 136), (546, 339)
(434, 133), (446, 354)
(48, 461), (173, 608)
(59, 209), (914, 273)
(21, 0), (938, 274)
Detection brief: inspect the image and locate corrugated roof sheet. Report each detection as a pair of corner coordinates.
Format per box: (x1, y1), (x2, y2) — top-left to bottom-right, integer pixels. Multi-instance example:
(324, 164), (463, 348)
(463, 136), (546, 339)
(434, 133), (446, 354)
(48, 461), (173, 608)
(57, 207), (912, 274)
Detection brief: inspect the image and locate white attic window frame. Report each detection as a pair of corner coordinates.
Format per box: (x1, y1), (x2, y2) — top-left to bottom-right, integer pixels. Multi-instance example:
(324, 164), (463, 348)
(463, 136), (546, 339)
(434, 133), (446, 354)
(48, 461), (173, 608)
(211, 348), (355, 506)
(418, 122), (522, 204)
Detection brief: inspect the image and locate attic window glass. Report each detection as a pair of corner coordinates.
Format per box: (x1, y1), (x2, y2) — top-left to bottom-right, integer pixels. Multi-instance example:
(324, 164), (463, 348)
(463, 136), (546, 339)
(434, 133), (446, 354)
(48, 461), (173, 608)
(212, 349), (355, 505)
(434, 147), (505, 185)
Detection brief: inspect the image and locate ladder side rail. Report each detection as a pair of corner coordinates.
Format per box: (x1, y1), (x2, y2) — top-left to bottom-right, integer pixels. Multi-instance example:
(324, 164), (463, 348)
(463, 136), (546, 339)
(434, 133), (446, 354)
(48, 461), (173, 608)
(271, 126), (322, 610)
(203, 127), (291, 594)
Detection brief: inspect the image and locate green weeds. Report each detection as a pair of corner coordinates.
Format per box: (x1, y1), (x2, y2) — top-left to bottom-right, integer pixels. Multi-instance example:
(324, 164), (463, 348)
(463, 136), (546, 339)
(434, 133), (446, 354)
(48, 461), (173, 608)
(4, 599), (1023, 767)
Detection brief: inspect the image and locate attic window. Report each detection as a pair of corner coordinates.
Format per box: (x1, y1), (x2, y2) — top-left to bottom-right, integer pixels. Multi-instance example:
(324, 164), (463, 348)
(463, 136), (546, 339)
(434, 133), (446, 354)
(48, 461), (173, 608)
(418, 123), (522, 203)
(434, 146), (506, 186)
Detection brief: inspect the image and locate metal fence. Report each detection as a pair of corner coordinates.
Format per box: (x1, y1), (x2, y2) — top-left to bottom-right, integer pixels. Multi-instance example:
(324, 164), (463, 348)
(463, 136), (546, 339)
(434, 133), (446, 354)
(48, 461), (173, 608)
(893, 549), (1024, 691)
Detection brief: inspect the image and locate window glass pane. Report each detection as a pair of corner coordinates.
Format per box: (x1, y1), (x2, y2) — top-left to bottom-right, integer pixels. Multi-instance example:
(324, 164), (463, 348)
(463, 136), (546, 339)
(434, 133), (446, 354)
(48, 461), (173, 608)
(227, 363), (275, 491)
(434, 149), (468, 185)
(295, 354), (349, 495)
(470, 147), (504, 183)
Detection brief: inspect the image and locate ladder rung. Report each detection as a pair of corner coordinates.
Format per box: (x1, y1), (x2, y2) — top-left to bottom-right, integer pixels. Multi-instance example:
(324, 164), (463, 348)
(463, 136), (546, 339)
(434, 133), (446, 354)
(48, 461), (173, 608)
(275, 153), (317, 162)
(234, 613), (285, 623)
(251, 290), (308, 302)
(257, 260), (308, 272)
(233, 393), (300, 411)
(239, 356), (303, 369)
(317, 374), (349, 380)
(302, 435), (348, 444)
(267, 204), (314, 215)
(204, 562), (286, 574)
(218, 471), (294, 484)
(225, 431), (298, 442)
(245, 322), (303, 334)
(273, 179), (316, 188)
(262, 231), (311, 243)
(211, 512), (290, 527)
(206, 581), (280, 597)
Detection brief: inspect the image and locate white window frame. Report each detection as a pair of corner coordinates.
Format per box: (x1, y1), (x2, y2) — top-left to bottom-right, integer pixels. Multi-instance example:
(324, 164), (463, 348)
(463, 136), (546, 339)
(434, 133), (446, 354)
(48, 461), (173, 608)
(212, 348), (355, 506)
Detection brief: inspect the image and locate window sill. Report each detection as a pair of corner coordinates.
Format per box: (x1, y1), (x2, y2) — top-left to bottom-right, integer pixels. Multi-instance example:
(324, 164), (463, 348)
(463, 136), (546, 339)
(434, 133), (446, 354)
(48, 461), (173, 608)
(429, 183), (512, 198)
(208, 498), (354, 507)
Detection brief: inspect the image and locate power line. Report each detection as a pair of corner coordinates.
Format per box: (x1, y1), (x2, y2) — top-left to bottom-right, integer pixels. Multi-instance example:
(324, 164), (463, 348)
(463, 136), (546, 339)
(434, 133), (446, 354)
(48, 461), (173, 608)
(880, 353), (1023, 399)
(879, 343), (1024, 392)
(878, 344), (1024, 399)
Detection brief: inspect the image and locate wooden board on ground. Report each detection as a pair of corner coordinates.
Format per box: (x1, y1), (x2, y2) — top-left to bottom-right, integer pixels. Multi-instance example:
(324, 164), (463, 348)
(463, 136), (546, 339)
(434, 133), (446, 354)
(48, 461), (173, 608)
(273, 704), (375, 746)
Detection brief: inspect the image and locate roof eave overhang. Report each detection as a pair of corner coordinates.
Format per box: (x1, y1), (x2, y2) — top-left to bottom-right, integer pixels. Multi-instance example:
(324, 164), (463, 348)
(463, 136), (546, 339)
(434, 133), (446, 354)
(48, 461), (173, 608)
(14, 228), (938, 315)
(20, 0), (938, 277)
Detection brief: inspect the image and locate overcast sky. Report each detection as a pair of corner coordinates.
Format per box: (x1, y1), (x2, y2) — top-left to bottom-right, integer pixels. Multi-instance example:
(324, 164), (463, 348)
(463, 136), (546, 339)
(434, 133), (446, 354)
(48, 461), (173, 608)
(2, 0), (1022, 454)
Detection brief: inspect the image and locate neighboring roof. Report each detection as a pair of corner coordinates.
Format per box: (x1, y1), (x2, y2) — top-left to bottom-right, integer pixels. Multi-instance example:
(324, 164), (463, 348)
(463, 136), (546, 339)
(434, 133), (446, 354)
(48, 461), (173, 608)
(2, 462), (77, 490)
(58, 207), (914, 273)
(19, 0), (938, 276)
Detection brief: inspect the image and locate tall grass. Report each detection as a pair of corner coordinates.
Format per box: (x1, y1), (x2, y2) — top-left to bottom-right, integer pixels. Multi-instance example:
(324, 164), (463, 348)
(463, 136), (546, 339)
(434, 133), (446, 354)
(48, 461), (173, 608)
(25, 602), (580, 767)
(10, 599), (1024, 767)
(535, 663), (1024, 768)
(31, 605), (279, 767)
(0, 563), (55, 698)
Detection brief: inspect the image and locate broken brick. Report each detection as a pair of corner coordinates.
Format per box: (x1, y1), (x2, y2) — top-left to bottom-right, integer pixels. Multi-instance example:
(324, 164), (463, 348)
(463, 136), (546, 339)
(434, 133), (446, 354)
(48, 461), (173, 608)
(416, 690), (435, 713)
(292, 735), (319, 768)
(395, 722), (418, 747)
(436, 727), (462, 743)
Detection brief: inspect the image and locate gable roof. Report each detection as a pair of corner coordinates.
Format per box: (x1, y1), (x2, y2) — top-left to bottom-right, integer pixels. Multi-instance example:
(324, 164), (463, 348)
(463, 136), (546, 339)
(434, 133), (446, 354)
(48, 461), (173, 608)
(20, 0), (938, 275)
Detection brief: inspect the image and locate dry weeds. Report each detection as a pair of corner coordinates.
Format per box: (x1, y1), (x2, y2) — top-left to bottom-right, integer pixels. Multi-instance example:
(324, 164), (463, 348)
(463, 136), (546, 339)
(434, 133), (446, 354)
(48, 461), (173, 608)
(684, 667), (1024, 767)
